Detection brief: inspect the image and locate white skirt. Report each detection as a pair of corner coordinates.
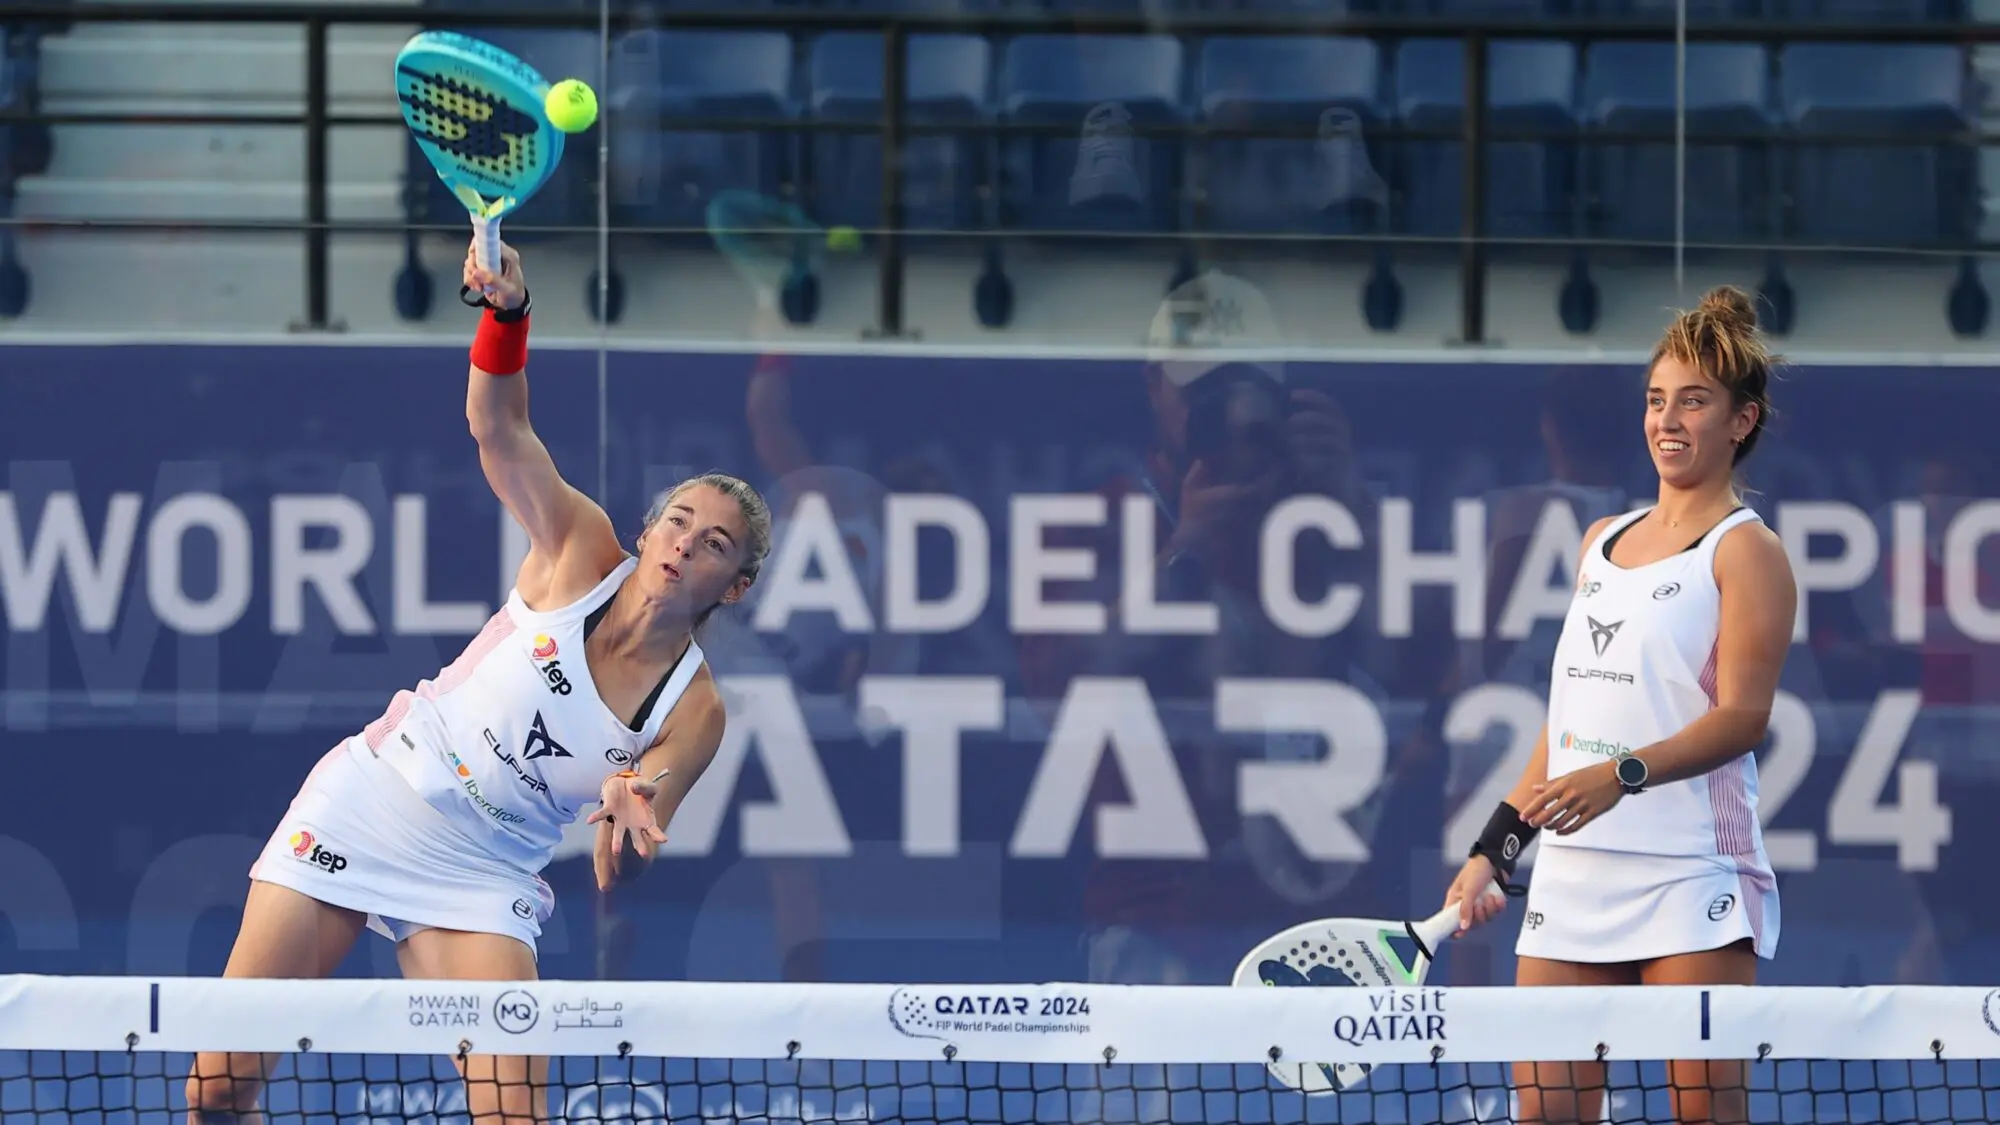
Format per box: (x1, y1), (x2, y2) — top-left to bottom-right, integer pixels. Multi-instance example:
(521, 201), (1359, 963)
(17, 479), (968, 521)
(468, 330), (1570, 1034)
(249, 737), (556, 956)
(1515, 843), (1779, 964)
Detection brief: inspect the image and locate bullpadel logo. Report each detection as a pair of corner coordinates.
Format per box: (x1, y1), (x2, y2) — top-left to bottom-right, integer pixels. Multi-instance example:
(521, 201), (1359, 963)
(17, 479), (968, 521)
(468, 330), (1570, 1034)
(1560, 731), (1632, 759)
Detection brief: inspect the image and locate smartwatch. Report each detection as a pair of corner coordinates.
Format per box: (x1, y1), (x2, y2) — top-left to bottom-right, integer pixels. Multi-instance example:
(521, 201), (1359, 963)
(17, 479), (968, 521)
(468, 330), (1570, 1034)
(1615, 754), (1649, 794)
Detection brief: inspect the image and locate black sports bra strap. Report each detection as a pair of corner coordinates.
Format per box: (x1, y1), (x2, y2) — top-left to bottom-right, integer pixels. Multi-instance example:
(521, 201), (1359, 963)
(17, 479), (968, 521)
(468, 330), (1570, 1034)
(1602, 506), (1747, 562)
(583, 599), (614, 641)
(581, 580), (688, 733)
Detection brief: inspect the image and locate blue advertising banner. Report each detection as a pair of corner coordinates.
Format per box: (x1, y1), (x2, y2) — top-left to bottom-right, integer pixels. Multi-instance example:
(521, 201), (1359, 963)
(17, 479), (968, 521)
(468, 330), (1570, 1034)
(1, 345), (1995, 993)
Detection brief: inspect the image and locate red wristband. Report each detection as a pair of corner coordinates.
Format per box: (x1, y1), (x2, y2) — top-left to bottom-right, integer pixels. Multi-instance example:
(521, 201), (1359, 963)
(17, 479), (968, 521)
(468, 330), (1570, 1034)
(470, 308), (529, 375)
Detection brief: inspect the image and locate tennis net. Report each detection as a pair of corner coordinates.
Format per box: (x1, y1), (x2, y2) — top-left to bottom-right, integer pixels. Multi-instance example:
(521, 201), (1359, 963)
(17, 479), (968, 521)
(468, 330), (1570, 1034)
(3, 974), (1999, 1123)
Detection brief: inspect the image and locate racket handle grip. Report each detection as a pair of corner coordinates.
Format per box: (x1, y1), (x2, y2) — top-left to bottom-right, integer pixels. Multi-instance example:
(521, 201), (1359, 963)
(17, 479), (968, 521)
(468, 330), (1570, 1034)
(471, 214), (503, 293)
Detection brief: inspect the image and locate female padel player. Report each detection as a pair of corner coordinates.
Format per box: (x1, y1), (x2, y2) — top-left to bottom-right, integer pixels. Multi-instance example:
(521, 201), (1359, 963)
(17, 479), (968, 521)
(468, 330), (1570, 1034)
(187, 239), (772, 1125)
(1444, 286), (1797, 1125)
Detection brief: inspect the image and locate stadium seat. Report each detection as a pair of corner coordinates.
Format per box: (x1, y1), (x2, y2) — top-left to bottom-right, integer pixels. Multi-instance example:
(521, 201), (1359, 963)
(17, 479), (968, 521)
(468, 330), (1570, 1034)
(1580, 43), (1775, 247)
(996, 34), (1184, 235)
(403, 30), (603, 239)
(429, 0), (592, 10)
(1393, 39), (1581, 243)
(1778, 43), (1975, 250)
(829, 0), (1003, 9)
(1778, 0), (1964, 23)
(0, 28), (13, 195)
(1421, 0), (1567, 20)
(1, 23), (51, 179)
(1192, 36), (1387, 236)
(1233, 0), (1368, 11)
(805, 32), (991, 235)
(607, 29), (801, 234)
(822, 0), (1017, 11)
(1583, 0), (1771, 20)
(1027, 0), (1199, 10)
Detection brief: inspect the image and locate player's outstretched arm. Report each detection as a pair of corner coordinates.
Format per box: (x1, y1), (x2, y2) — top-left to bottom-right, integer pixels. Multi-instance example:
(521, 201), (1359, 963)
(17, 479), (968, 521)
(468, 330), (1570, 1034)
(589, 671), (728, 890)
(463, 239), (623, 602)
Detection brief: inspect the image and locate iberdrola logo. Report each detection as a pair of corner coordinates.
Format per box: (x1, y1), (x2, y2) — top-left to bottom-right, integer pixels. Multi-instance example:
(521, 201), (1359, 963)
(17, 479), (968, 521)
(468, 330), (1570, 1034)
(1561, 731), (1631, 758)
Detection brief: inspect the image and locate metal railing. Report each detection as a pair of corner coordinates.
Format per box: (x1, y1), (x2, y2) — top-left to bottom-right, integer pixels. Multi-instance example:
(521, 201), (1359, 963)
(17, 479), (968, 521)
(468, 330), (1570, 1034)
(0, 3), (1988, 341)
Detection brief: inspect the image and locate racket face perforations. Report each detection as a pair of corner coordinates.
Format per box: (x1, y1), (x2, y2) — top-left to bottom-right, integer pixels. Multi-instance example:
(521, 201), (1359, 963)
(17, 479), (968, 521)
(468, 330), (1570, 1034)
(1236, 920), (1412, 1094)
(1264, 936), (1364, 986)
(398, 68), (541, 184)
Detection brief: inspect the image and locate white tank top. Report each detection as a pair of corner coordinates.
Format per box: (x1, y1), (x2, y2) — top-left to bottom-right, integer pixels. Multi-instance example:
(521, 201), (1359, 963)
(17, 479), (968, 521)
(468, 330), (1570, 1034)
(355, 557), (706, 873)
(1541, 506), (1770, 864)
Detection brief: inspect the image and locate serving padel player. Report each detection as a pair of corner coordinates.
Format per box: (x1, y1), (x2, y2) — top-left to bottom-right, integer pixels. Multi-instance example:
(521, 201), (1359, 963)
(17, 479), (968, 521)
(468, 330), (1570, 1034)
(187, 240), (772, 1124)
(1445, 286), (1797, 1125)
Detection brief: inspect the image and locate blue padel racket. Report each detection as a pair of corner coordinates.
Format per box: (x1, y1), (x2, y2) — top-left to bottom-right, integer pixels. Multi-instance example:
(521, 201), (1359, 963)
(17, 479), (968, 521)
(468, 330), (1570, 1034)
(395, 31), (564, 287)
(704, 189), (825, 296)
(1230, 893), (1499, 1093)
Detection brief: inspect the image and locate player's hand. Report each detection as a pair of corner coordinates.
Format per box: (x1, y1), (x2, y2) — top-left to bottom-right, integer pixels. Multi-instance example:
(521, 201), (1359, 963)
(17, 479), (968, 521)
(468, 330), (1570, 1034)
(1168, 458), (1280, 561)
(464, 238), (528, 310)
(1443, 856), (1509, 937)
(1285, 388), (1355, 497)
(587, 771), (667, 864)
(1523, 760), (1624, 835)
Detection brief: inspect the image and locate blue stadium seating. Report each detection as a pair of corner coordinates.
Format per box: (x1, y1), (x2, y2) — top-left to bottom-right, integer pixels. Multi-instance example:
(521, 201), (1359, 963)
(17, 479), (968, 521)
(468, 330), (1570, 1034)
(381, 9), (1986, 267)
(0, 28), (13, 197)
(819, 0), (1006, 10)
(404, 30), (603, 238)
(996, 34), (1185, 235)
(1193, 36), (1387, 236)
(830, 0), (1002, 9)
(1408, 0), (1561, 18)
(806, 32), (992, 234)
(0, 24), (49, 182)
(607, 29), (802, 234)
(1393, 39), (1581, 243)
(1025, 0), (1197, 10)
(1580, 42), (1775, 247)
(1232, 0), (1375, 10)
(1780, 0), (1965, 22)
(1584, 0), (1771, 21)
(1778, 43), (1976, 250)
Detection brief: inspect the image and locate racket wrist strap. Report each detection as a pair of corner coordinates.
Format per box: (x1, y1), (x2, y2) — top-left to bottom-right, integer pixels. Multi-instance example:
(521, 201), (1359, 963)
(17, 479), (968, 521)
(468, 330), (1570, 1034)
(460, 284), (531, 319)
(1470, 801), (1535, 897)
(471, 305), (530, 376)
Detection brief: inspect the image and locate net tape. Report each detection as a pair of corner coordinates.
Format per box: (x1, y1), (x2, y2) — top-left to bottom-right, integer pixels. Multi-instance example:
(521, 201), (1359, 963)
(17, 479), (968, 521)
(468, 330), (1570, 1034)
(5, 977), (2000, 1123)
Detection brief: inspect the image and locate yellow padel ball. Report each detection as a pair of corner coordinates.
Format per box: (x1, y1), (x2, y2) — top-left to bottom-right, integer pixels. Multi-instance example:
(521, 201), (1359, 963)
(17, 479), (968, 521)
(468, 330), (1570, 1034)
(545, 79), (598, 133)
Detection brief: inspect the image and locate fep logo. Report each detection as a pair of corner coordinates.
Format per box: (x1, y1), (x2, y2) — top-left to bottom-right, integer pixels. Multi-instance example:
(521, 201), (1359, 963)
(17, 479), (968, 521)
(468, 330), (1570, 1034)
(288, 830), (348, 874)
(531, 635), (558, 661)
